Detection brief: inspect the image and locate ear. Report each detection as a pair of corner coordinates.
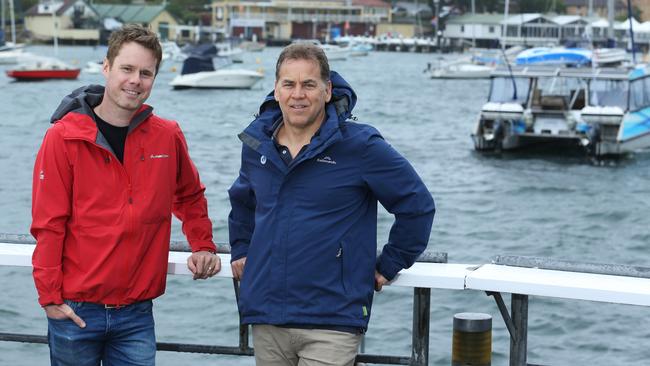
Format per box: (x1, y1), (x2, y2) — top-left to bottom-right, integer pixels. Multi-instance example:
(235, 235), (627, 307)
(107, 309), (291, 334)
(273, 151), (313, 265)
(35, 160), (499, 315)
(325, 80), (332, 103)
(101, 58), (110, 78)
(274, 81), (279, 101)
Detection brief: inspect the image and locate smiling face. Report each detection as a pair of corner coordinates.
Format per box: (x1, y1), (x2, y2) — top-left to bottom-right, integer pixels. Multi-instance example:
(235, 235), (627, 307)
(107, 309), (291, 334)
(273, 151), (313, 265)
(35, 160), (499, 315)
(101, 41), (157, 117)
(274, 58), (332, 131)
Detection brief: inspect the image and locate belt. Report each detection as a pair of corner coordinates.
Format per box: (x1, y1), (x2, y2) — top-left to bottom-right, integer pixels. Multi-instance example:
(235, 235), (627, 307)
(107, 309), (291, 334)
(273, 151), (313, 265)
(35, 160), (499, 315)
(103, 304), (126, 309)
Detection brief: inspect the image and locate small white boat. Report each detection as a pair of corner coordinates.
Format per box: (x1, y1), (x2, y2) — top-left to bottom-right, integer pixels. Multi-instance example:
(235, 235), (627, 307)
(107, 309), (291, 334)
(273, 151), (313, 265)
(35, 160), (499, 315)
(161, 41), (187, 63)
(239, 41), (265, 52)
(216, 42), (244, 63)
(83, 60), (103, 74)
(169, 53), (263, 90)
(429, 60), (495, 79)
(592, 48), (627, 66)
(293, 40), (349, 61)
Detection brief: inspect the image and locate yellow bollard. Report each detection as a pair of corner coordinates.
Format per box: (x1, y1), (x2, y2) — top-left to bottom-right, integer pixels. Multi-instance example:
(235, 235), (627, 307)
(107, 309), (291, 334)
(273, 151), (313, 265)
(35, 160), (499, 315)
(452, 313), (492, 366)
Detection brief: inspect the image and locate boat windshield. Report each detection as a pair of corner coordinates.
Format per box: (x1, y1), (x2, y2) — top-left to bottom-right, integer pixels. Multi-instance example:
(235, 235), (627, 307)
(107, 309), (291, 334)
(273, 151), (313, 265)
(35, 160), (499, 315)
(589, 79), (628, 110)
(629, 77), (650, 111)
(489, 77), (530, 104)
(532, 76), (585, 110)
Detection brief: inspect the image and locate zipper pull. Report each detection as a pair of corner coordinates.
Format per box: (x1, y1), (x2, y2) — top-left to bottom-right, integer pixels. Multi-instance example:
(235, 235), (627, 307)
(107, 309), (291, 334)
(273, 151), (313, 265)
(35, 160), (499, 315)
(336, 247), (342, 258)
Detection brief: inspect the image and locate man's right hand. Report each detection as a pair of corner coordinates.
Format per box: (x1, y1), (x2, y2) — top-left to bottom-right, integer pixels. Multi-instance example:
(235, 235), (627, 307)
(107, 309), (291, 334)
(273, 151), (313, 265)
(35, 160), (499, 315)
(44, 303), (86, 328)
(231, 257), (246, 281)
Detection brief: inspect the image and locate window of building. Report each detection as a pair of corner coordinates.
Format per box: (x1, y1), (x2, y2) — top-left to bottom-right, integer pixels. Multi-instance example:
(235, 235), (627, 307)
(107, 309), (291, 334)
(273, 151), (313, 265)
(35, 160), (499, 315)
(461, 25), (465, 33)
(489, 26), (495, 33)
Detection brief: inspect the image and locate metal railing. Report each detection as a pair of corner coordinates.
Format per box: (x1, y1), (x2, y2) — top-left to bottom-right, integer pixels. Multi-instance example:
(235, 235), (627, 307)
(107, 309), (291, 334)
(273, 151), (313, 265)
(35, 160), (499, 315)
(0, 233), (447, 366)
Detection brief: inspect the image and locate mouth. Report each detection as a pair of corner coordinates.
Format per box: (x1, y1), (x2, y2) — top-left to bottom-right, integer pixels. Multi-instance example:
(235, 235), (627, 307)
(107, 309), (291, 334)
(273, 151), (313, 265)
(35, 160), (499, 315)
(123, 88), (141, 97)
(290, 104), (308, 110)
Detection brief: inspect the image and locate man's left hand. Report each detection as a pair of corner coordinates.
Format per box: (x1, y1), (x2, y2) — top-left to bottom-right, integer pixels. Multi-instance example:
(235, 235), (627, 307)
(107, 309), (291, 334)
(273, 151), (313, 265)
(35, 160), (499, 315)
(187, 251), (221, 280)
(374, 271), (388, 291)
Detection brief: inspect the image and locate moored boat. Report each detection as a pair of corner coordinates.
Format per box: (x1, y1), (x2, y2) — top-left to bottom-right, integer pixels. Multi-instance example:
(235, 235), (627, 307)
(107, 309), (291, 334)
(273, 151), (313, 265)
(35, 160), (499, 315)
(472, 65), (650, 157)
(6, 56), (80, 81)
(169, 47), (263, 90)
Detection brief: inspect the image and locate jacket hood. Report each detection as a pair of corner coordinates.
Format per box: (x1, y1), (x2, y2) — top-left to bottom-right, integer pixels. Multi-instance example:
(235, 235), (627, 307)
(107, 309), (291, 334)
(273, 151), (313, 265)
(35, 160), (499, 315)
(50, 84), (105, 124)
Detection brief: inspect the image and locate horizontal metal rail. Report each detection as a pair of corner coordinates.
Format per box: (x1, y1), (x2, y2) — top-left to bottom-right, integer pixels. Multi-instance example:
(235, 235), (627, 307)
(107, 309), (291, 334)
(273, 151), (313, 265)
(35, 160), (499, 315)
(0, 233), (446, 365)
(494, 254), (650, 279)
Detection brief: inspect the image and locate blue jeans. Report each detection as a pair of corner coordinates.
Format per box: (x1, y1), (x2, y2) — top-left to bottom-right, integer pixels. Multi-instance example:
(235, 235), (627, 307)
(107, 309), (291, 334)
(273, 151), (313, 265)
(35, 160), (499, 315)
(47, 300), (156, 366)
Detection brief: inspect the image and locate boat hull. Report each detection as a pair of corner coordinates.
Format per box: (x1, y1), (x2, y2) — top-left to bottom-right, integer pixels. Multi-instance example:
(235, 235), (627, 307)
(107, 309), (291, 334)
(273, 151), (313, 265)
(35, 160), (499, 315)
(170, 70), (263, 89)
(6, 69), (81, 81)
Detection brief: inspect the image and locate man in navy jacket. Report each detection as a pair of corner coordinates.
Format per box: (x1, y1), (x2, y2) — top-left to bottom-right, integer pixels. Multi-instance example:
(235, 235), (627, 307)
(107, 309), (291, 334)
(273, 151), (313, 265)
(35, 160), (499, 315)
(228, 43), (435, 365)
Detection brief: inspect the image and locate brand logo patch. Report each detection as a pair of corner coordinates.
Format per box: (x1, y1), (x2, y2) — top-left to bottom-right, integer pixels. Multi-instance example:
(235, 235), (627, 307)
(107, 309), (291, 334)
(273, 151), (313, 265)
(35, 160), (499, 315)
(260, 155), (267, 165)
(150, 154), (169, 159)
(316, 156), (336, 165)
(39, 170), (45, 180)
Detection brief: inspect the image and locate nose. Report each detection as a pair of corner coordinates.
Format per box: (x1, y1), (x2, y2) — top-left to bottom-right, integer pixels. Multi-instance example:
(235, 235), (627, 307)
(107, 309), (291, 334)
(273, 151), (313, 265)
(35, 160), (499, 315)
(291, 85), (305, 99)
(128, 71), (142, 85)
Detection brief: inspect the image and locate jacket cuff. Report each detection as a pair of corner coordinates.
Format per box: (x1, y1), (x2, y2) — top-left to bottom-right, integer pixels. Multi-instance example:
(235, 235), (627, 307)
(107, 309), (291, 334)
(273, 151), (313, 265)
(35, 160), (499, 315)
(38, 293), (64, 307)
(376, 254), (402, 281)
(189, 240), (217, 254)
(230, 243), (249, 262)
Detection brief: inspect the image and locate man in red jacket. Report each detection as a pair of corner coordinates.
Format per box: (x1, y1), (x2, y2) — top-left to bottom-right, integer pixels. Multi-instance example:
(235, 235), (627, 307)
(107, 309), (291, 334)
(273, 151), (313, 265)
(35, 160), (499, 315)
(31, 24), (220, 365)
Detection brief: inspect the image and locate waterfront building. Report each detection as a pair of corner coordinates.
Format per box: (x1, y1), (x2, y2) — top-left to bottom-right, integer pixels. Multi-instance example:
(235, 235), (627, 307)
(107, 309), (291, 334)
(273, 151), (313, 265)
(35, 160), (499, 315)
(208, 0), (391, 43)
(564, 0), (626, 18)
(24, 0), (100, 44)
(92, 3), (182, 42)
(444, 13), (503, 48)
(444, 11), (650, 49)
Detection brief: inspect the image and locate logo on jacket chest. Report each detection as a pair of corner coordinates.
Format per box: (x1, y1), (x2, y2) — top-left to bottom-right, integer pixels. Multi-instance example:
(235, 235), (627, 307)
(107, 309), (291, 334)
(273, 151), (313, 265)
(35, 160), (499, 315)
(150, 154), (169, 159)
(316, 156), (337, 165)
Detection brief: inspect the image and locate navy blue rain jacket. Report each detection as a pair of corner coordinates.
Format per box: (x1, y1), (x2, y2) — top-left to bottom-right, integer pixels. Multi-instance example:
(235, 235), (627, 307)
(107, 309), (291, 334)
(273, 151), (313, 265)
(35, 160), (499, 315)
(228, 71), (435, 330)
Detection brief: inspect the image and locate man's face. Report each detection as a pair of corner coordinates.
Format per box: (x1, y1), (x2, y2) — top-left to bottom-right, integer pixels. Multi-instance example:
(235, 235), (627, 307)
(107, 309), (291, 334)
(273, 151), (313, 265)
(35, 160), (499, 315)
(102, 42), (157, 114)
(274, 58), (332, 130)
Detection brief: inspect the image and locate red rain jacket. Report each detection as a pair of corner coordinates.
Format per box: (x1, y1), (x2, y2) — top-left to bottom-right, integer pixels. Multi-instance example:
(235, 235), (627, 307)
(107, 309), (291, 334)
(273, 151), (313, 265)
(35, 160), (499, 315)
(31, 88), (215, 307)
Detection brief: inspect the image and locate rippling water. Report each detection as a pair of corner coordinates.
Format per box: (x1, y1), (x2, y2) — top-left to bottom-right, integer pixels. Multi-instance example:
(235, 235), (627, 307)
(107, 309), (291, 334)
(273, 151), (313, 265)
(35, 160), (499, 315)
(1, 45), (649, 365)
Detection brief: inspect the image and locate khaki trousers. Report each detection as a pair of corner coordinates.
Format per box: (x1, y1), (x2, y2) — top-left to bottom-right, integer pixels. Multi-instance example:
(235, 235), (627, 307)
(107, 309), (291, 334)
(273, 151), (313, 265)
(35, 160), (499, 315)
(252, 324), (363, 366)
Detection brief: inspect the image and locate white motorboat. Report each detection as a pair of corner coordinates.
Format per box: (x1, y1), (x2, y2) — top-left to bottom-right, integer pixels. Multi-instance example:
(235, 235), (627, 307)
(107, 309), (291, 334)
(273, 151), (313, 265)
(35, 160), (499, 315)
(472, 65), (650, 157)
(293, 40), (349, 61)
(83, 60), (103, 74)
(429, 59), (495, 79)
(215, 42), (244, 63)
(161, 41), (187, 63)
(169, 52), (263, 90)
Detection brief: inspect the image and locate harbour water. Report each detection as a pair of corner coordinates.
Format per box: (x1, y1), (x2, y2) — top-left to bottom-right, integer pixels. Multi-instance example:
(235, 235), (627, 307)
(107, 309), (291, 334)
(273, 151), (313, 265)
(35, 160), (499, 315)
(1, 45), (650, 365)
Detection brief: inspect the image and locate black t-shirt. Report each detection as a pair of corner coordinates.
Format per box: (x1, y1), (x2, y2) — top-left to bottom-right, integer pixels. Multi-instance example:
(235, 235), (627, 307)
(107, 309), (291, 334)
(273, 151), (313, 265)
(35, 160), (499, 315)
(94, 112), (129, 164)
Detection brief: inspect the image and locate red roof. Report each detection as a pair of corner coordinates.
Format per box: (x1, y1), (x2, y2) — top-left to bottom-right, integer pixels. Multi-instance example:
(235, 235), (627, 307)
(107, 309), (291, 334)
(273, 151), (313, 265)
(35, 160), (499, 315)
(352, 0), (391, 8)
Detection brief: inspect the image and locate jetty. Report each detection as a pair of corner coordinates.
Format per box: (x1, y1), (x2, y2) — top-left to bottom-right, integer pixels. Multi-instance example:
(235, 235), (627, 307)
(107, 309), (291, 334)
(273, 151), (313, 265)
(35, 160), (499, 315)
(2, 233), (650, 365)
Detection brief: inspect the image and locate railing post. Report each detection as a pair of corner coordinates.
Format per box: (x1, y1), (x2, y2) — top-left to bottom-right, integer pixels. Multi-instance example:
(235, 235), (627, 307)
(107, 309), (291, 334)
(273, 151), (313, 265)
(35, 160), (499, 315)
(509, 294), (528, 366)
(410, 287), (430, 366)
(233, 278), (250, 352)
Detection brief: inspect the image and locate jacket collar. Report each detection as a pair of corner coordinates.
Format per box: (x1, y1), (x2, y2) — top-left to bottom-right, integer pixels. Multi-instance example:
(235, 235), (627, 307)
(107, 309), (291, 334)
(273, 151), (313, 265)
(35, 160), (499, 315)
(52, 84), (153, 145)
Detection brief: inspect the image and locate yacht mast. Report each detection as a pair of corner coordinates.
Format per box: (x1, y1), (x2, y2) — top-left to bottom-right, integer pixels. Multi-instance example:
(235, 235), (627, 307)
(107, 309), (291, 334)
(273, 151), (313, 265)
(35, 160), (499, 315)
(607, 0), (614, 43)
(501, 0), (510, 50)
(9, 0), (15, 44)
